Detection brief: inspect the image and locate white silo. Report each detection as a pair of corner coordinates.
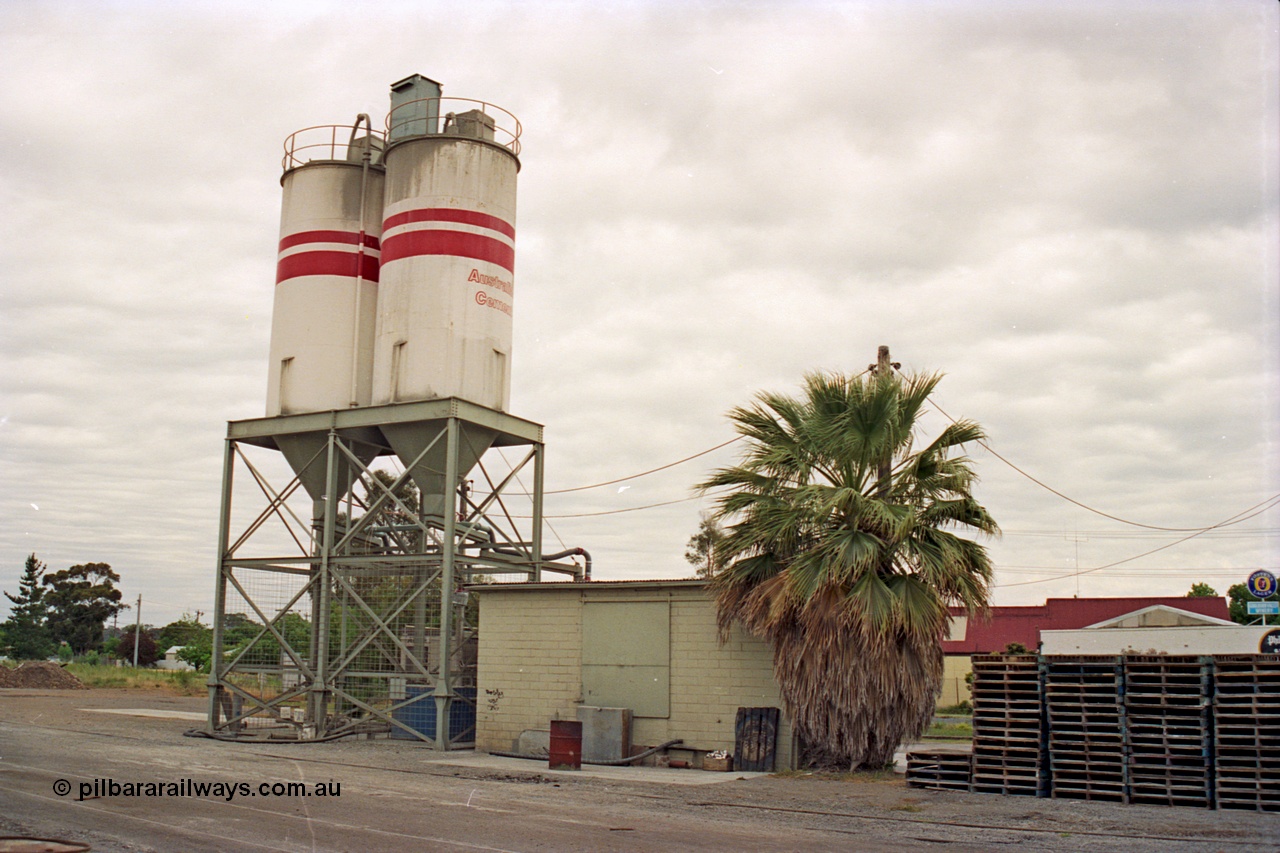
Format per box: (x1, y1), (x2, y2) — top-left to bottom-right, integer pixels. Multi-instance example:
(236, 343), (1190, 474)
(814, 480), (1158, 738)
(372, 74), (521, 412)
(209, 79), (585, 751)
(266, 119), (386, 417)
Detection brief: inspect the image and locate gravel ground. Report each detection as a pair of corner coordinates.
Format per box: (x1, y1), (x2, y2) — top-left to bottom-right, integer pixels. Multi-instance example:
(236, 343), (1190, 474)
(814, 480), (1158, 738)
(1, 688), (1278, 852)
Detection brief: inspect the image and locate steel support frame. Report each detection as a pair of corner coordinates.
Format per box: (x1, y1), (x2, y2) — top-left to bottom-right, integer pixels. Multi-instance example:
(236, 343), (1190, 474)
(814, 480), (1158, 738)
(207, 400), (571, 747)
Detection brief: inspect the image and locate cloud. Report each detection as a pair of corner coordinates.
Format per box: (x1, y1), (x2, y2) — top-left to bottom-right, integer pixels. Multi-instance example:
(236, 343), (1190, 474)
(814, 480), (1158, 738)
(0, 1), (1276, 626)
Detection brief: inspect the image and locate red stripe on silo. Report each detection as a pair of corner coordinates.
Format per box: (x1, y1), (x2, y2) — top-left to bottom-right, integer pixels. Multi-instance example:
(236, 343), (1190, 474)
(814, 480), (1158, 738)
(382, 208), (515, 240)
(276, 250), (381, 284)
(380, 229), (515, 273)
(278, 230), (381, 251)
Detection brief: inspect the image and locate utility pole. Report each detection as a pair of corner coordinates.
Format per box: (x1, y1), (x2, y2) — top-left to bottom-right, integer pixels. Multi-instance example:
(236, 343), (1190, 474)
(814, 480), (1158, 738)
(133, 594), (142, 668)
(1065, 532), (1089, 598)
(869, 345), (901, 497)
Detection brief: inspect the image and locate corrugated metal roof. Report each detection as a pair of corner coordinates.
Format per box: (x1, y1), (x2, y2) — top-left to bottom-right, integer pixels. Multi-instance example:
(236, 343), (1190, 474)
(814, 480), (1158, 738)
(944, 596), (1232, 654)
(469, 578), (708, 591)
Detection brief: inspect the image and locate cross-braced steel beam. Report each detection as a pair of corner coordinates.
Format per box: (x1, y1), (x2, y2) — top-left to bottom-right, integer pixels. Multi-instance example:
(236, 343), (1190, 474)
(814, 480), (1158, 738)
(206, 400), (578, 747)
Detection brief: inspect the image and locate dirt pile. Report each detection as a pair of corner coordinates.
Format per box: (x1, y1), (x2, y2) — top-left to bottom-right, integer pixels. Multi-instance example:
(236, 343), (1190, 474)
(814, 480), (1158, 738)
(0, 661), (88, 689)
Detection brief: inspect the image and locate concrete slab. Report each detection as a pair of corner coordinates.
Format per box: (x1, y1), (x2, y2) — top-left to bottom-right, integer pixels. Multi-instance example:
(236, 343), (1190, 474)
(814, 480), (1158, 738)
(79, 708), (208, 721)
(416, 749), (772, 786)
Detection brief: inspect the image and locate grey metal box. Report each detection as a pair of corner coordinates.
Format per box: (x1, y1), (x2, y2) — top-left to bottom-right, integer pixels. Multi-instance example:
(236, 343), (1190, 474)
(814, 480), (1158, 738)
(576, 706), (632, 763)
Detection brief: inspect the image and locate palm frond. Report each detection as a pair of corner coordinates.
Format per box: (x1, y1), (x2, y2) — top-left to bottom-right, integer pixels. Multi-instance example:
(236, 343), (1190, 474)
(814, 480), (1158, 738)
(702, 366), (996, 768)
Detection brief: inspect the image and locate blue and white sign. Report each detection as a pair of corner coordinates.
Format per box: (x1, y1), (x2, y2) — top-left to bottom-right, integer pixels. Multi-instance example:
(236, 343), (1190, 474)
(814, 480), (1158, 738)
(1247, 600), (1280, 616)
(1247, 569), (1278, 600)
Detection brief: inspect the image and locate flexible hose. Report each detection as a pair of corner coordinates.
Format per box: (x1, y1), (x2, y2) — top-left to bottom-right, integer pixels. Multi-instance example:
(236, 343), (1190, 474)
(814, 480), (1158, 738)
(488, 738), (682, 766)
(183, 725), (387, 744)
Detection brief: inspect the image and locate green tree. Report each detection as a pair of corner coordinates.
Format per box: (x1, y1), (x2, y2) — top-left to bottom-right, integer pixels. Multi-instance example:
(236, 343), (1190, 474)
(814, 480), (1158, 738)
(177, 633), (213, 672)
(118, 625), (159, 667)
(236, 611), (312, 667)
(1186, 582), (1217, 597)
(157, 613), (209, 651)
(1, 554), (54, 659)
(43, 562), (126, 655)
(343, 469), (423, 556)
(701, 369), (997, 770)
(221, 612), (263, 647)
(684, 512), (726, 578)
(1226, 582), (1279, 626)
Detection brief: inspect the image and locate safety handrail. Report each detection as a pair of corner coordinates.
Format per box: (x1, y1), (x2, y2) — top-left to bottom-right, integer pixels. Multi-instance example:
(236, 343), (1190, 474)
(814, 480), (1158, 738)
(385, 97), (521, 155)
(282, 124), (388, 171)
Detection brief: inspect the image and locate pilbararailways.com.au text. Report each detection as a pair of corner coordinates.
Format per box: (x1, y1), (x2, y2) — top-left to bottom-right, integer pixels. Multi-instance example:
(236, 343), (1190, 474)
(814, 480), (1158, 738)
(53, 778), (342, 802)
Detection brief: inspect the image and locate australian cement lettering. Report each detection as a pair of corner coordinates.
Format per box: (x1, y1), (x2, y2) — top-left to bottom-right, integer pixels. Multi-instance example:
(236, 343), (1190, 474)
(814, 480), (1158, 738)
(475, 290), (512, 316)
(469, 268), (513, 316)
(468, 268), (513, 295)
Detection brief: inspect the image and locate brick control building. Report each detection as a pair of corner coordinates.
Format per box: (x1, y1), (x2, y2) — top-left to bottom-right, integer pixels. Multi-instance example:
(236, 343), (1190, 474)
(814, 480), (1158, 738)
(473, 579), (797, 770)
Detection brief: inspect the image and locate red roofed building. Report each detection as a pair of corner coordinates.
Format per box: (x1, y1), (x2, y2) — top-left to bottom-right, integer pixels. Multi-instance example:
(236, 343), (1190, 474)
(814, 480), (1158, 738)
(935, 596), (1232, 707)
(944, 596), (1232, 655)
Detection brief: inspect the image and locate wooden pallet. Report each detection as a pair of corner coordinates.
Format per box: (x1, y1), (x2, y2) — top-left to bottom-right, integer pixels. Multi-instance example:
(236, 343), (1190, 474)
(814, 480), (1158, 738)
(970, 656), (1047, 796)
(1212, 655), (1280, 811)
(1122, 656), (1213, 807)
(1044, 657), (1127, 803)
(906, 749), (973, 792)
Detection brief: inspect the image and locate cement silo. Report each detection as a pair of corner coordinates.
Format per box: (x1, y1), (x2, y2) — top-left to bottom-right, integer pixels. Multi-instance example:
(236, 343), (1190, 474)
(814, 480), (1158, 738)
(209, 76), (583, 753)
(267, 118), (385, 417)
(372, 74), (521, 412)
(370, 75), (523, 515)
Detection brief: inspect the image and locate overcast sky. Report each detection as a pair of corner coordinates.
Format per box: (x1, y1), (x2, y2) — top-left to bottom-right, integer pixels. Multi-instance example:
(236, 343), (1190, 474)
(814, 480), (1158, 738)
(2, 0), (1277, 628)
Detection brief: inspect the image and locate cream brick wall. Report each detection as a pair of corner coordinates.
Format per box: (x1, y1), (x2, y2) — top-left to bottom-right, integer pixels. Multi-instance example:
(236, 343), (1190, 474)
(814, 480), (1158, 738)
(475, 588), (583, 755)
(475, 583), (795, 770)
(939, 654), (973, 707)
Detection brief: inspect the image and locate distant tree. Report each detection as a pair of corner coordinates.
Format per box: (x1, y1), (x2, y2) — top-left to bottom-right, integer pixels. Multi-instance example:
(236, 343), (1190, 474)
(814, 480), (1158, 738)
(221, 612), (263, 647)
(157, 613), (209, 651)
(1186, 582), (1217, 597)
(684, 513), (726, 578)
(1227, 582), (1279, 626)
(344, 469), (423, 555)
(227, 611), (312, 667)
(177, 633), (213, 672)
(1, 554), (54, 659)
(43, 562), (126, 655)
(156, 613), (212, 671)
(118, 625), (159, 667)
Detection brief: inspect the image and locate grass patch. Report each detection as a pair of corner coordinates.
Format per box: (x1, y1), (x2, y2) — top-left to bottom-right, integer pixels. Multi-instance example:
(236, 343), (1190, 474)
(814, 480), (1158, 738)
(924, 719), (972, 740)
(770, 769), (815, 779)
(66, 664), (207, 696)
(889, 798), (925, 812)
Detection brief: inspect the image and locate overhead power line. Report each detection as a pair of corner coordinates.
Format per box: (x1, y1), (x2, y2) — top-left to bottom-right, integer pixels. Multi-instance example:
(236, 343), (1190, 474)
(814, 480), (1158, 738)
(997, 564), (1278, 575)
(545, 436), (741, 495)
(517, 364), (1274, 534)
(916, 378), (1279, 535)
(996, 493), (1280, 589)
(544, 495), (705, 519)
(1002, 527), (1278, 541)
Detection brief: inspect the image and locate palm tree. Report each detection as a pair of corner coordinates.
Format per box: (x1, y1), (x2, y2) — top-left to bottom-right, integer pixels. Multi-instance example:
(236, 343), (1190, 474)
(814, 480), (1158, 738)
(700, 367), (997, 769)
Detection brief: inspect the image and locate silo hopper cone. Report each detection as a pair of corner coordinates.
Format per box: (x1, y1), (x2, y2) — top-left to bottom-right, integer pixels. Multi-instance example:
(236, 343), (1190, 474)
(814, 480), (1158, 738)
(274, 430), (382, 504)
(380, 421), (498, 517)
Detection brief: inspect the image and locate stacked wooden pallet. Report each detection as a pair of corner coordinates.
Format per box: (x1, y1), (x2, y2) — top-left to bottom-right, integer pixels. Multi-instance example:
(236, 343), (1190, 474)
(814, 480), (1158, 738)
(905, 749), (973, 791)
(1044, 656), (1127, 802)
(1213, 654), (1280, 812)
(970, 654), (1046, 796)
(1123, 656), (1213, 808)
